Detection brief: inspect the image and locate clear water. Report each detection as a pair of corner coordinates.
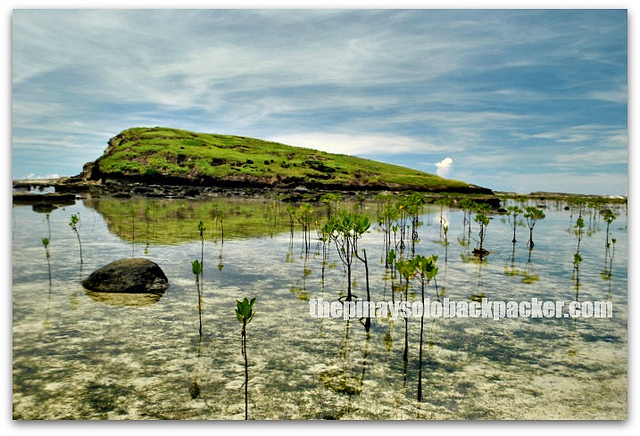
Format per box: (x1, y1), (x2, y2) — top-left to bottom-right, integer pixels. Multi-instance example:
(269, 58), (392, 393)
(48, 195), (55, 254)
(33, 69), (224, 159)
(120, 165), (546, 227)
(12, 197), (628, 420)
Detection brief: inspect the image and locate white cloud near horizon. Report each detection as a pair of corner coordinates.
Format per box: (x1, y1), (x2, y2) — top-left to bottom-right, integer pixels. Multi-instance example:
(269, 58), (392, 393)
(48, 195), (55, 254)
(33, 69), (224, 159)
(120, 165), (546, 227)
(435, 157), (453, 177)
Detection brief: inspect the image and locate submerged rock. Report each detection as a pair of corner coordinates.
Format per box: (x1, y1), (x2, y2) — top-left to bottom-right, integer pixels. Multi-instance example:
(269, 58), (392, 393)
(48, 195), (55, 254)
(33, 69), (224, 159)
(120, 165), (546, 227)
(82, 258), (169, 293)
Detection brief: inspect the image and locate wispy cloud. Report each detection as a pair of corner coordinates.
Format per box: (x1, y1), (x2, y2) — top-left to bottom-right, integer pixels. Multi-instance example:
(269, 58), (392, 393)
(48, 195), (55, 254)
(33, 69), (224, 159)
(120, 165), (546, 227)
(268, 133), (447, 156)
(11, 9), (627, 194)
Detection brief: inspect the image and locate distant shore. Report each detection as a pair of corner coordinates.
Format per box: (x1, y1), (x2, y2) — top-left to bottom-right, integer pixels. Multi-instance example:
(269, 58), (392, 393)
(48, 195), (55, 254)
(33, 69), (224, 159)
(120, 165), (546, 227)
(12, 176), (626, 212)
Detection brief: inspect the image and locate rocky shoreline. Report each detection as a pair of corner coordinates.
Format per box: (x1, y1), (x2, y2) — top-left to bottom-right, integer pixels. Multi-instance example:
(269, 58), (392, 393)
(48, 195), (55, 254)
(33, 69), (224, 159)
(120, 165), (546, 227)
(12, 174), (503, 207)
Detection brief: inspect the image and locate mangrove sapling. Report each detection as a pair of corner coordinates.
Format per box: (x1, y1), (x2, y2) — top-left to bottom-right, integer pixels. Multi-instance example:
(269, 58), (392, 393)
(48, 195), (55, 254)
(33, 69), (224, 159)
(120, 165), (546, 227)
(396, 259), (416, 363)
(296, 203), (314, 253)
(603, 210), (616, 250)
(435, 196), (452, 241)
(609, 238), (616, 275)
(458, 198), (475, 246)
(320, 192), (342, 219)
(413, 254), (439, 402)
(323, 212), (371, 301)
(319, 225), (330, 283)
(524, 206), (545, 249)
(572, 215), (585, 298)
(573, 252), (582, 301)
(414, 255), (440, 302)
(68, 213), (83, 264)
(192, 259), (203, 337)
(355, 247), (372, 335)
(473, 212), (490, 261)
(398, 193), (424, 256)
(574, 215), (585, 255)
(42, 237), (52, 286)
(42, 236), (54, 330)
(235, 297), (256, 420)
(601, 236), (617, 281)
(377, 203), (399, 267)
(506, 205), (524, 244)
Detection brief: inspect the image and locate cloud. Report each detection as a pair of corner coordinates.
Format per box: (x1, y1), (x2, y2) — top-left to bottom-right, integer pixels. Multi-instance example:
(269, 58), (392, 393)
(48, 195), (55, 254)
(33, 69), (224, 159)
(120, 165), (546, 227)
(24, 173), (60, 180)
(268, 132), (447, 156)
(435, 157), (453, 177)
(10, 10), (627, 195)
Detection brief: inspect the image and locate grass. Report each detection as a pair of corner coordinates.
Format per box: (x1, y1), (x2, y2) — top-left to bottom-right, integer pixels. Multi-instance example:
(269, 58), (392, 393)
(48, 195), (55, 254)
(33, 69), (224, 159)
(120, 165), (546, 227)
(95, 127), (472, 191)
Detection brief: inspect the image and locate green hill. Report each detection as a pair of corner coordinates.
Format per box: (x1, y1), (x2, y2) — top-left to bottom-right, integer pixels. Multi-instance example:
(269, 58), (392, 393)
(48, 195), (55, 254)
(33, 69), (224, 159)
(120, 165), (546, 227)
(80, 127), (488, 193)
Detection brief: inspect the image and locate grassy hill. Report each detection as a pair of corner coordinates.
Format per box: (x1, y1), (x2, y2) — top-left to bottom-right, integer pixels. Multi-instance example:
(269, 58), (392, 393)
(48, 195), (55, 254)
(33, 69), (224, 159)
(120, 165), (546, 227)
(81, 127), (484, 193)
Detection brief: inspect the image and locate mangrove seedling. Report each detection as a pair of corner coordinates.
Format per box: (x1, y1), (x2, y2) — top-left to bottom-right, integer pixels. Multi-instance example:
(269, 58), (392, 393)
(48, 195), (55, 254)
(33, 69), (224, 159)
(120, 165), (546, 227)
(397, 192), (424, 255)
(413, 254), (439, 402)
(610, 238), (616, 274)
(68, 213), (83, 264)
(413, 255), (440, 301)
(192, 259), (203, 337)
(320, 192), (342, 219)
(524, 206), (545, 249)
(386, 248), (397, 279)
(574, 215), (585, 254)
(506, 205), (524, 244)
(42, 237), (52, 286)
(458, 197), (475, 246)
(473, 212), (490, 261)
(355, 247), (372, 334)
(235, 297), (256, 420)
(296, 203), (314, 252)
(377, 203), (399, 267)
(603, 210), (616, 249)
(323, 212), (371, 301)
(395, 258), (416, 363)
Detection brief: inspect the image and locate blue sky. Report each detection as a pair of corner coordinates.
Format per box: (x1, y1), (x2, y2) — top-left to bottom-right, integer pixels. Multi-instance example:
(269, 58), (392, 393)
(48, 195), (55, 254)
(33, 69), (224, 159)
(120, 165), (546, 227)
(11, 8), (628, 195)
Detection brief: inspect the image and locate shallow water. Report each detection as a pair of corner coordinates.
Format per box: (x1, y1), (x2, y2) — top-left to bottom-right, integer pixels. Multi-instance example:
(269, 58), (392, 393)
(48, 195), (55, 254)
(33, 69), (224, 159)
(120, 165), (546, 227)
(12, 197), (627, 420)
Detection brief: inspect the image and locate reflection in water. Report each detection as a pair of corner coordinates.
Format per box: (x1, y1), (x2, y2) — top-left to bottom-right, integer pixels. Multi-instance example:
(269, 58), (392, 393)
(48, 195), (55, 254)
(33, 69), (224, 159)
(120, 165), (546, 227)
(83, 289), (165, 307)
(319, 319), (369, 406)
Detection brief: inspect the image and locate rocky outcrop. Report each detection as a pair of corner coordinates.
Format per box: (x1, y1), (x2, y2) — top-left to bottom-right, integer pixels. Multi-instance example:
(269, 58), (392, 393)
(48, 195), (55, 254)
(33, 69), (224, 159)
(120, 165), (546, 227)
(82, 258), (169, 294)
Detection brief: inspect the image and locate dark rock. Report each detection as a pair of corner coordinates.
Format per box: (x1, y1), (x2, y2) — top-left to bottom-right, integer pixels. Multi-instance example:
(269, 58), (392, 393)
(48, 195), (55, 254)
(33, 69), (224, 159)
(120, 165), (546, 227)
(82, 258), (169, 293)
(13, 192), (76, 208)
(472, 248), (490, 257)
(32, 204), (58, 213)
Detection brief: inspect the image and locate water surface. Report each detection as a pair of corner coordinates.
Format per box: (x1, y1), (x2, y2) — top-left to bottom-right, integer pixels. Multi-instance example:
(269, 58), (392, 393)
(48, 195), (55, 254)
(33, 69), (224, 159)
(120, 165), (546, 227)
(12, 196), (627, 419)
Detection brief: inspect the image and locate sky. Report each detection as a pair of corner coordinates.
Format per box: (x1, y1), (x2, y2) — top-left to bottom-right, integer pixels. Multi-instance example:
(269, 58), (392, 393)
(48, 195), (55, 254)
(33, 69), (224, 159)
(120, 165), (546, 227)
(10, 6), (628, 195)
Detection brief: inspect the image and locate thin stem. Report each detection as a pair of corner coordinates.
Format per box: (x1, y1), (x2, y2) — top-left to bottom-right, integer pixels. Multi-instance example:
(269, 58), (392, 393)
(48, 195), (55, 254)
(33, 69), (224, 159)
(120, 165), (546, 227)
(243, 322), (249, 420)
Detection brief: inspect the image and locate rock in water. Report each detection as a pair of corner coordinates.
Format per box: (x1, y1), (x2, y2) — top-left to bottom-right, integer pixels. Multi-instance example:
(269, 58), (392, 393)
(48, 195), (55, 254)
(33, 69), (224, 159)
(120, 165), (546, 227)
(82, 258), (169, 293)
